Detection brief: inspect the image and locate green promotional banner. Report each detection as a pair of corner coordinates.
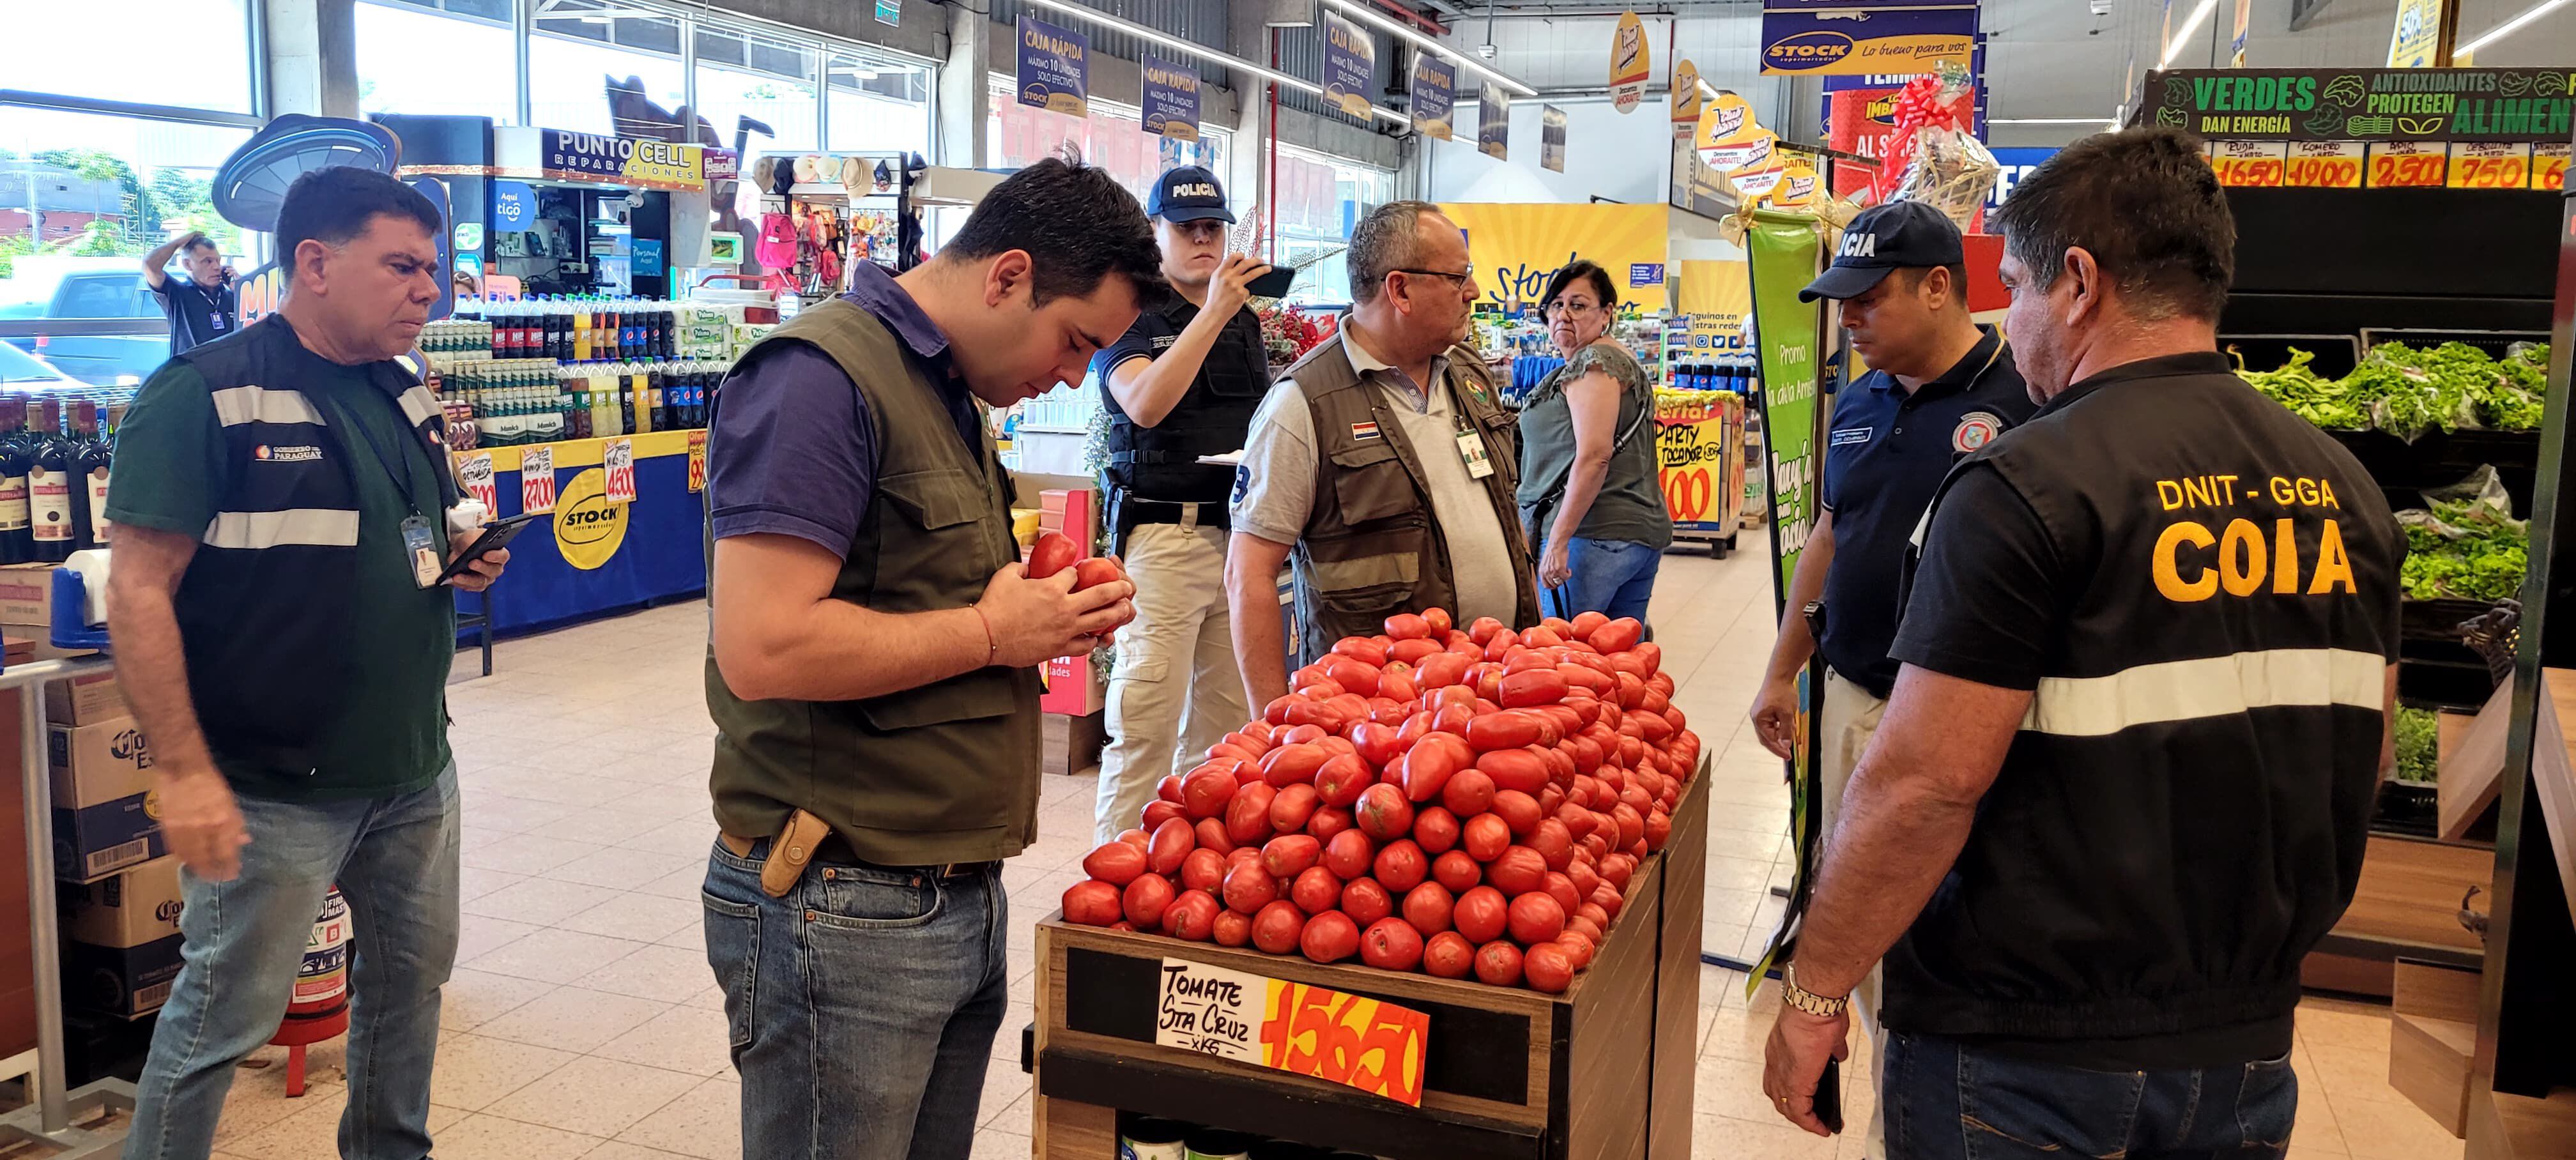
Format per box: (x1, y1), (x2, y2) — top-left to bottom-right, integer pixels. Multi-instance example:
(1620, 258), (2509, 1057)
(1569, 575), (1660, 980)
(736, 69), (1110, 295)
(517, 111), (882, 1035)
(1742, 208), (1825, 991)
(1746, 209), (1825, 597)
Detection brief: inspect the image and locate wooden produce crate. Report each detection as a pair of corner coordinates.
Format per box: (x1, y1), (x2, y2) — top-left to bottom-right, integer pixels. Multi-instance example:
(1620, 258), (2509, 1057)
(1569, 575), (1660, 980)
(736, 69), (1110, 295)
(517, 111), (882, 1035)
(1029, 770), (1708, 1160)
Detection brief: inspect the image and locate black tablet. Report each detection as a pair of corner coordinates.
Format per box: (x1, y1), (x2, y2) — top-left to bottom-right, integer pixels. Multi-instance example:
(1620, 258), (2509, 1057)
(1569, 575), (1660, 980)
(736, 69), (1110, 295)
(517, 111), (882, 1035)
(438, 510), (548, 584)
(1248, 266), (1298, 300)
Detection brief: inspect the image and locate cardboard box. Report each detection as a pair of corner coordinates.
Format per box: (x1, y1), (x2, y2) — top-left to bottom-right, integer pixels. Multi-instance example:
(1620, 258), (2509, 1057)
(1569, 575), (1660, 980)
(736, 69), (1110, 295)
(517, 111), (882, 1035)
(61, 935), (181, 1019)
(43, 671), (126, 728)
(0, 564), (59, 627)
(48, 720), (160, 882)
(59, 857), (181, 948)
(1041, 710), (1107, 778)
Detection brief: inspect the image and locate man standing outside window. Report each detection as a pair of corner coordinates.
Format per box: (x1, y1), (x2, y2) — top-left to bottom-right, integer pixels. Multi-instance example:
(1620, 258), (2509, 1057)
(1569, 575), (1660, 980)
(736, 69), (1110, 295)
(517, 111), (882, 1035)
(1761, 128), (2403, 1157)
(107, 167), (506, 1160)
(1226, 201), (1537, 710)
(1743, 200), (2034, 1159)
(141, 230), (239, 356)
(701, 158), (1149, 1160)
(1089, 166), (1275, 844)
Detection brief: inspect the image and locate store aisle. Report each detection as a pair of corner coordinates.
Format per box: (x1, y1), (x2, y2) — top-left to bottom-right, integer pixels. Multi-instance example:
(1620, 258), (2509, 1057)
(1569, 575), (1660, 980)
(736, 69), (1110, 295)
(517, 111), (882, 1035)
(184, 538), (2458, 1160)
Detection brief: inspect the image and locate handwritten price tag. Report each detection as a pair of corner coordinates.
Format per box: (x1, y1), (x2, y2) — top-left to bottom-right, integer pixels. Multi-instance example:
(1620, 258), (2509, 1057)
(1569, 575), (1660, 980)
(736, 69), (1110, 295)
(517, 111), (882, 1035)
(602, 438), (636, 505)
(687, 430), (708, 494)
(2536, 142), (2572, 192)
(2285, 141), (2364, 189)
(2210, 141), (2286, 188)
(2366, 142), (2448, 188)
(2448, 142), (2532, 190)
(454, 451), (497, 515)
(519, 445), (556, 514)
(1154, 959), (1429, 1106)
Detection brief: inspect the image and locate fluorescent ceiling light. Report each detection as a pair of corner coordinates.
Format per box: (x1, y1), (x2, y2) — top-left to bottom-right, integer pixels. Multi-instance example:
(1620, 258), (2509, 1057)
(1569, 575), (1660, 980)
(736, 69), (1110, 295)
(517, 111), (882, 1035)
(2161, 0), (2218, 67)
(1319, 0), (1538, 96)
(1022, 0), (1409, 125)
(2458, 0), (2575, 55)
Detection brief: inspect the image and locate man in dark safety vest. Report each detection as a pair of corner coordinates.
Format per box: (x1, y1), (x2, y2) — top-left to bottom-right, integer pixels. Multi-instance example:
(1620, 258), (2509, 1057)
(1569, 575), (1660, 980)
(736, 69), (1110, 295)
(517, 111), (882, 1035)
(1225, 200), (1537, 712)
(700, 158), (1147, 1160)
(1761, 128), (2402, 1158)
(1089, 166), (1274, 844)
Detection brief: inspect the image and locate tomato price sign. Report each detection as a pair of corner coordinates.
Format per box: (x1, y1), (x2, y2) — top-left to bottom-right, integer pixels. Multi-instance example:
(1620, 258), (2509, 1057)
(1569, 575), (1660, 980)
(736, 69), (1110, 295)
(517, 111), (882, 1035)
(2366, 142), (2448, 188)
(454, 450), (497, 515)
(2284, 142), (2363, 189)
(1154, 959), (1430, 1106)
(519, 445), (556, 514)
(602, 438), (637, 504)
(2536, 142), (2572, 192)
(2448, 141), (2533, 190)
(2209, 140), (2286, 188)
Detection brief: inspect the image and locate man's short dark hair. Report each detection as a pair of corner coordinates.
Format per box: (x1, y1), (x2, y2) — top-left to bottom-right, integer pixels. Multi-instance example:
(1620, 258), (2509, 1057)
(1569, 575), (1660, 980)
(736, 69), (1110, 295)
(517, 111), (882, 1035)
(1989, 126), (2235, 321)
(1349, 200), (1441, 305)
(942, 157), (1163, 305)
(181, 235), (220, 256)
(275, 167), (443, 283)
(1540, 260), (1619, 313)
(1896, 263), (1972, 307)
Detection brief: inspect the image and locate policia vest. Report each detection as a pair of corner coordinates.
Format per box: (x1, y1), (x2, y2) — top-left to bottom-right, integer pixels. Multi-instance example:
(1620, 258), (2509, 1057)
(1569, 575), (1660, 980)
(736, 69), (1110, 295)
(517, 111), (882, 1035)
(172, 316), (456, 773)
(1281, 333), (1540, 660)
(704, 300), (1043, 867)
(1101, 291), (1266, 511)
(1884, 353), (2401, 1065)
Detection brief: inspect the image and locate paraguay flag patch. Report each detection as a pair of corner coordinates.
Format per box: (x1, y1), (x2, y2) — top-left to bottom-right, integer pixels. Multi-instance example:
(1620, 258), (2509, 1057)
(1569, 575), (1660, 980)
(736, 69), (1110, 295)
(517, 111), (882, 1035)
(1351, 421), (1382, 441)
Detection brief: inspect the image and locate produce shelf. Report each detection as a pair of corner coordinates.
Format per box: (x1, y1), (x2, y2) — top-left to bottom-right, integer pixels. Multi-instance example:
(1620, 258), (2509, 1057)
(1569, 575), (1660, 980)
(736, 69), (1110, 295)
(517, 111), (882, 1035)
(1030, 768), (1709, 1160)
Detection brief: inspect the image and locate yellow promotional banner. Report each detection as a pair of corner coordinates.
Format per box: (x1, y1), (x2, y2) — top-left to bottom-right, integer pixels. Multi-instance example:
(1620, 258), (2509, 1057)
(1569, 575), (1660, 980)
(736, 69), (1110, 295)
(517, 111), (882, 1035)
(1696, 93), (1758, 155)
(1610, 11), (1652, 113)
(2388, 0), (2444, 66)
(1671, 58), (1703, 140)
(1677, 259), (1752, 321)
(1438, 202), (1669, 310)
(1768, 162), (1823, 208)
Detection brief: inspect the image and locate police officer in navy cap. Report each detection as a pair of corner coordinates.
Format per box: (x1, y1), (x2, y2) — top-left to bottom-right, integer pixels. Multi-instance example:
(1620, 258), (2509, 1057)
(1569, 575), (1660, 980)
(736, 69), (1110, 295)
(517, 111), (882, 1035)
(1745, 197), (2034, 1159)
(1089, 165), (1278, 844)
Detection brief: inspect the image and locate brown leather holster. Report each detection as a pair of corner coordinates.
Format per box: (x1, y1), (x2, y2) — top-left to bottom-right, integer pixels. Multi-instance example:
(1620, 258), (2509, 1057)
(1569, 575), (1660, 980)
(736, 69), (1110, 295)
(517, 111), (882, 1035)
(718, 809), (832, 897)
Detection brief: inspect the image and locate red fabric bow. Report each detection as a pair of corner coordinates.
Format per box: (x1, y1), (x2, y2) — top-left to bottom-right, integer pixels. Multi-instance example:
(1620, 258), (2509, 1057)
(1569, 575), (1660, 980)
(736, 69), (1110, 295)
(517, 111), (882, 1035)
(1873, 76), (1965, 201)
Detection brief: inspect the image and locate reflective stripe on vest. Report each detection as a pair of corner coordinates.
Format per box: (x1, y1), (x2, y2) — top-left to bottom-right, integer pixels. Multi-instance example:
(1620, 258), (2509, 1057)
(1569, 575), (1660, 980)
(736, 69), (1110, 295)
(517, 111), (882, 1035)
(2021, 647), (2385, 738)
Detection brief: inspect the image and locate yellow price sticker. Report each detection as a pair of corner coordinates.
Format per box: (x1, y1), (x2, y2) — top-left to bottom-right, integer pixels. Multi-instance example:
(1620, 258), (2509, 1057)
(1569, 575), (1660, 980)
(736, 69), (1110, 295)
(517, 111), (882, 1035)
(2285, 142), (2364, 189)
(1259, 980), (1429, 1106)
(2208, 141), (2287, 188)
(2447, 142), (2532, 190)
(2534, 142), (2571, 191)
(2366, 143), (2449, 188)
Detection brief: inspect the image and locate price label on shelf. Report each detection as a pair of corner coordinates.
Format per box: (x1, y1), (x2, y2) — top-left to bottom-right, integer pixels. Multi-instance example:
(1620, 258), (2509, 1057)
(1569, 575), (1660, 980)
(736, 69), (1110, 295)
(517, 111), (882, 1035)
(519, 445), (556, 514)
(2366, 142), (2448, 188)
(2209, 140), (2287, 188)
(2447, 141), (2533, 189)
(687, 430), (708, 494)
(1153, 959), (1429, 1106)
(2535, 142), (2572, 192)
(602, 438), (636, 505)
(2285, 141), (2365, 189)
(454, 451), (497, 515)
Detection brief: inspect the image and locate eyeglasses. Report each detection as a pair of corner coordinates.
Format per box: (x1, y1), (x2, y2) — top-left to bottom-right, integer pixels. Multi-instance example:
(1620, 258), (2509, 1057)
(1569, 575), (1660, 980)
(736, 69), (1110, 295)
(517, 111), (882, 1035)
(1544, 300), (1602, 318)
(1395, 266), (1476, 288)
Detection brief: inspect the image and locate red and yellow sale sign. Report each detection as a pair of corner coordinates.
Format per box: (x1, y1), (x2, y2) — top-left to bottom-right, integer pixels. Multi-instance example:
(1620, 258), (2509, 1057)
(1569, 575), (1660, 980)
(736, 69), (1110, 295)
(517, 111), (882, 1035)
(1156, 960), (1429, 1106)
(2285, 141), (2364, 189)
(2534, 142), (2572, 192)
(2448, 141), (2533, 189)
(2209, 140), (2286, 188)
(2366, 141), (2448, 188)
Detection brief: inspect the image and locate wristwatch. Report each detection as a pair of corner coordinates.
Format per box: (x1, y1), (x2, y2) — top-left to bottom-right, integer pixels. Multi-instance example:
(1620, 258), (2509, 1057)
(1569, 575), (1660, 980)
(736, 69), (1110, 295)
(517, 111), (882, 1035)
(1782, 963), (1850, 1018)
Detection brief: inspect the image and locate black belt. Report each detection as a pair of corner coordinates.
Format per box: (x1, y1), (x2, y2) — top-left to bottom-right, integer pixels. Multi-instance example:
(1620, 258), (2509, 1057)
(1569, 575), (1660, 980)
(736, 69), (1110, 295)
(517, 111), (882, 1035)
(726, 834), (998, 880)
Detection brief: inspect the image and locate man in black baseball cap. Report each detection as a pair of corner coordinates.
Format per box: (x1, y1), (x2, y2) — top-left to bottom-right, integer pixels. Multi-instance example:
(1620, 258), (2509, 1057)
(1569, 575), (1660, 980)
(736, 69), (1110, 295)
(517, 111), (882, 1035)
(1747, 197), (2034, 1160)
(1087, 165), (1279, 843)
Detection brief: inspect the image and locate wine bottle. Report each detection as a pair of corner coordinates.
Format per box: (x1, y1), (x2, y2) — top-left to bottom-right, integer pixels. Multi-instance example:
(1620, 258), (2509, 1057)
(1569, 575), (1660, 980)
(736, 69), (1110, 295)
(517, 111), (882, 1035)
(29, 399), (73, 562)
(73, 401), (109, 551)
(0, 398), (31, 565)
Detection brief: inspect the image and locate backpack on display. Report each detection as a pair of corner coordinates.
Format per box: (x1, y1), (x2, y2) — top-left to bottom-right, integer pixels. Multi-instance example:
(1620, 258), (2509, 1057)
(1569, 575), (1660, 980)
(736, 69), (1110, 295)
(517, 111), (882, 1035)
(756, 213), (800, 270)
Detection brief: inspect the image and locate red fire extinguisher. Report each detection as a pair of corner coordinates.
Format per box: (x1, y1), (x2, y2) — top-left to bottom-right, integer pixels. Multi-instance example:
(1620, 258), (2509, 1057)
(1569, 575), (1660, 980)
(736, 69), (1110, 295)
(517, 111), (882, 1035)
(268, 886), (351, 1097)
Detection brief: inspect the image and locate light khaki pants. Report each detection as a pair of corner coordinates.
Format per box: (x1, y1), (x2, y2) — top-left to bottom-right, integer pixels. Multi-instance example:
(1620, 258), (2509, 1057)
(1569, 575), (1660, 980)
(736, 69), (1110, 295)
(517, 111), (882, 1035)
(1820, 667), (1890, 1160)
(1092, 518), (1250, 845)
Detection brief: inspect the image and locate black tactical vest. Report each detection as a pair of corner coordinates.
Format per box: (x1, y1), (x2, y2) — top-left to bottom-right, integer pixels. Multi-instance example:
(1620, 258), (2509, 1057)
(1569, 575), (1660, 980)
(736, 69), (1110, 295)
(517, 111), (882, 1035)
(1101, 292), (1268, 504)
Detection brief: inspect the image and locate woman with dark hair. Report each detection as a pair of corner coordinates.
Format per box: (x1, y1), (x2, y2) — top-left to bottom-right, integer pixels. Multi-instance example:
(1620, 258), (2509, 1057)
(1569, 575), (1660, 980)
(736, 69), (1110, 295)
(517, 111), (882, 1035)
(1515, 259), (1673, 622)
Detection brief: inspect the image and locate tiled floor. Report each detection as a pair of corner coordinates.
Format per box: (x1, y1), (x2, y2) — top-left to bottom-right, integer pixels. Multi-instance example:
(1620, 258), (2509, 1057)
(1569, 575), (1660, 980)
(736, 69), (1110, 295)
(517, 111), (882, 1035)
(178, 530), (2458, 1159)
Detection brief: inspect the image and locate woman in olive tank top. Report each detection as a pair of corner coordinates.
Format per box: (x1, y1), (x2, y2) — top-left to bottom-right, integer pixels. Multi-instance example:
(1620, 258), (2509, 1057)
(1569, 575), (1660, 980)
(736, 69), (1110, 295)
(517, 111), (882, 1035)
(1514, 260), (1674, 623)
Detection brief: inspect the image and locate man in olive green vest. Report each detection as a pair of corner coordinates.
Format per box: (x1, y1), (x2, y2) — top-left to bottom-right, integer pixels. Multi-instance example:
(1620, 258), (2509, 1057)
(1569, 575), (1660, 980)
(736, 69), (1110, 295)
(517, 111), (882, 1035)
(1225, 200), (1540, 710)
(700, 158), (1154, 1160)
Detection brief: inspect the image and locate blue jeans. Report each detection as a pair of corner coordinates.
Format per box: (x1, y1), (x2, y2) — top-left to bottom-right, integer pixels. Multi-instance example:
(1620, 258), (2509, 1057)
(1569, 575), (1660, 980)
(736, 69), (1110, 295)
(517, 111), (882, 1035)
(1882, 1032), (2298, 1160)
(1540, 537), (1662, 623)
(702, 840), (1008, 1160)
(125, 765), (461, 1160)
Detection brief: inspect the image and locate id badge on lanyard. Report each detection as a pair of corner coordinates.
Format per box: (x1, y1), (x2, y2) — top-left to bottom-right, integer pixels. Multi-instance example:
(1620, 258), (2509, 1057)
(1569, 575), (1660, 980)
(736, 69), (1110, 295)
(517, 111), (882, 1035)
(348, 397), (445, 588)
(1441, 369), (1497, 480)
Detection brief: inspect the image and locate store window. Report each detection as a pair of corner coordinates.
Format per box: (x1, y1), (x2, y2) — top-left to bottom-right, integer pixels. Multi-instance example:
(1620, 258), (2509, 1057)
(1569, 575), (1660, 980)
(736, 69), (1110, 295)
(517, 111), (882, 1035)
(1273, 146), (1392, 307)
(696, 27), (822, 153)
(11, 0), (256, 115)
(356, 0), (518, 125)
(826, 55), (934, 157)
(529, 1), (687, 135)
(0, 111), (255, 384)
(986, 78), (1227, 203)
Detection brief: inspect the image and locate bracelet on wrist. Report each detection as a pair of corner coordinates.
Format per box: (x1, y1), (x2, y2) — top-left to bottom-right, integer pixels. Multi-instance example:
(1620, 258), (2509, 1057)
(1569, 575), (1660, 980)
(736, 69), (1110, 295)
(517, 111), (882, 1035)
(972, 606), (999, 664)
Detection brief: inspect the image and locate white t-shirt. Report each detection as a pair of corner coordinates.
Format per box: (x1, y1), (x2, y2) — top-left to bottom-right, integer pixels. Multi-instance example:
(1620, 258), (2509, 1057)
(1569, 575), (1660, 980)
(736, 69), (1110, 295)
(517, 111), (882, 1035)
(1229, 329), (1522, 628)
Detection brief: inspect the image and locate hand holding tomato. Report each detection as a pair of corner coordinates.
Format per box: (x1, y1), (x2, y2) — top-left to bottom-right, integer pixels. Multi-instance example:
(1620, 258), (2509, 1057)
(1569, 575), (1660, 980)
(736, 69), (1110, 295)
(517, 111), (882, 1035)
(976, 559), (1135, 666)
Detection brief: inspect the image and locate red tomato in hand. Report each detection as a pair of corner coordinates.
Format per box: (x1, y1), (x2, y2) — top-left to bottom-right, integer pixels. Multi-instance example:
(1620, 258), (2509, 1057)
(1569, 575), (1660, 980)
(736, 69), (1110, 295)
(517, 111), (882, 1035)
(1301, 911), (1360, 963)
(1025, 531), (1078, 579)
(1454, 885), (1510, 943)
(1071, 556), (1126, 591)
(1424, 931), (1476, 978)
(1252, 900), (1307, 954)
(1062, 880), (1123, 926)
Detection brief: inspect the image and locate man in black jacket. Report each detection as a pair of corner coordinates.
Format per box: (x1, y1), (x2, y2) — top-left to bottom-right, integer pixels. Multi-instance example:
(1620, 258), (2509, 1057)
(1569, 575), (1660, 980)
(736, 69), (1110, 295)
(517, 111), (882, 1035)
(1761, 128), (2402, 1159)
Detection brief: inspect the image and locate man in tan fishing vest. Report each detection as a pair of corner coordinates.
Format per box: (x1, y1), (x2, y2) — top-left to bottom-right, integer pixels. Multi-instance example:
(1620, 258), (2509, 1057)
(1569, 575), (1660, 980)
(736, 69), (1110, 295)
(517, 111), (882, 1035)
(1225, 200), (1540, 712)
(698, 158), (1151, 1160)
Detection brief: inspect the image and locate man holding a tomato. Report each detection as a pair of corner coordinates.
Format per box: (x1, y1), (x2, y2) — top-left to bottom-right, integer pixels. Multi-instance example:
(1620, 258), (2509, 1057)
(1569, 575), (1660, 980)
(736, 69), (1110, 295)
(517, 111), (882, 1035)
(1763, 128), (2400, 1157)
(699, 158), (1151, 1160)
